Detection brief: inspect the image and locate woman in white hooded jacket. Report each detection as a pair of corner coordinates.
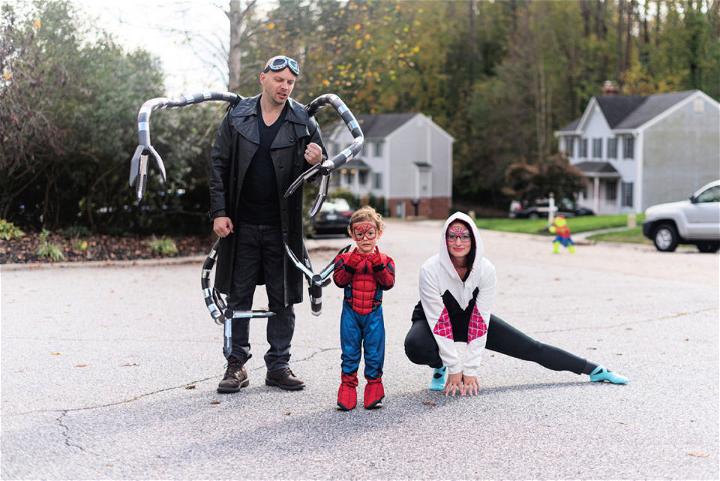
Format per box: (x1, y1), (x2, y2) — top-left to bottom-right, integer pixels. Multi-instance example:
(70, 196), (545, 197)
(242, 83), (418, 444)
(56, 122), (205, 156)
(404, 212), (628, 395)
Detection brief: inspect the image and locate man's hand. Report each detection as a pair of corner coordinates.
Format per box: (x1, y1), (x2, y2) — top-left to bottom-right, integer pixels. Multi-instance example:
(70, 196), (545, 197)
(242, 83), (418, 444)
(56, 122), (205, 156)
(444, 372), (464, 397)
(462, 374), (480, 396)
(213, 216), (234, 238)
(304, 142), (322, 165)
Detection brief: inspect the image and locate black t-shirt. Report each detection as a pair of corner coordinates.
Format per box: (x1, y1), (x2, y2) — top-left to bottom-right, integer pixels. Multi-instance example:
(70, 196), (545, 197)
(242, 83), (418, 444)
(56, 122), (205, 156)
(236, 98), (288, 225)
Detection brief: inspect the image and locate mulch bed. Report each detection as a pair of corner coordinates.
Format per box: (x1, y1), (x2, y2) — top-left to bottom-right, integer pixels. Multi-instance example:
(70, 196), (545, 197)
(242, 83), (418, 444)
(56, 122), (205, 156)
(0, 232), (215, 264)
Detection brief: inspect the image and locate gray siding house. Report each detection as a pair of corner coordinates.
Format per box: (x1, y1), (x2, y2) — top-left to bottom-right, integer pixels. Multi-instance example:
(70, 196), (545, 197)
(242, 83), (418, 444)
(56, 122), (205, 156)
(327, 113), (454, 219)
(555, 89), (720, 214)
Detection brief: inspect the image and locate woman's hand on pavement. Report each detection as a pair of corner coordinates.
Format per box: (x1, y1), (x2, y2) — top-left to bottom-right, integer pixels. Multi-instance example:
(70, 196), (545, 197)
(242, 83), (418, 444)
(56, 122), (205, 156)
(462, 375), (480, 396)
(444, 372), (464, 396)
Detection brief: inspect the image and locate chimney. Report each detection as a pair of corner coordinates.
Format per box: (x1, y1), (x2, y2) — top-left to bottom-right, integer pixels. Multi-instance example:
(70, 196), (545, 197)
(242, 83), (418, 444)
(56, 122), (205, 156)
(602, 80), (619, 96)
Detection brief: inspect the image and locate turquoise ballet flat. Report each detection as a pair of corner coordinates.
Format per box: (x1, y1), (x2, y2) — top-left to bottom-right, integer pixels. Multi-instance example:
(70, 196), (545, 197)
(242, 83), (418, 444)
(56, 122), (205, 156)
(589, 365), (628, 385)
(429, 367), (447, 391)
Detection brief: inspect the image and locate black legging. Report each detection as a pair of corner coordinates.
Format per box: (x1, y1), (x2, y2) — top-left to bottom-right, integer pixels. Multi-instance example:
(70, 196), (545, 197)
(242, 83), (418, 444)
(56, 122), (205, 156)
(404, 302), (595, 375)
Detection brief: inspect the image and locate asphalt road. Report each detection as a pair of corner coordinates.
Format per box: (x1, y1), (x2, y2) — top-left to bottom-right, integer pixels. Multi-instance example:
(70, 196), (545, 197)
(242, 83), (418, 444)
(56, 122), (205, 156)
(2, 219), (718, 480)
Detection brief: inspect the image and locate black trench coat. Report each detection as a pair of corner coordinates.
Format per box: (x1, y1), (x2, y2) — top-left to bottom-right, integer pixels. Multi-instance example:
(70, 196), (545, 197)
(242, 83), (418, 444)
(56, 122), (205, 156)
(209, 94), (326, 306)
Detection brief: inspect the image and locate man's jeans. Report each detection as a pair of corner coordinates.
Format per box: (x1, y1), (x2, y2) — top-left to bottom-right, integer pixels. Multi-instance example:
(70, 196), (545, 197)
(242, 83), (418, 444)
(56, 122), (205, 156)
(225, 223), (294, 372)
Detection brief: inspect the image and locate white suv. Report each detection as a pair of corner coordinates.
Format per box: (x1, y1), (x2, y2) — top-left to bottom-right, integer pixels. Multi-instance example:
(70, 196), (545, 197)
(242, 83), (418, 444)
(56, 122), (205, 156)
(643, 180), (720, 253)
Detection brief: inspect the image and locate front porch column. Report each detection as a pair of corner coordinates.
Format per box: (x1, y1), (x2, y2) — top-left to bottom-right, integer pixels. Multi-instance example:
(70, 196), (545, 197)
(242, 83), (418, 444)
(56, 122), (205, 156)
(353, 170), (360, 200)
(593, 177), (600, 214)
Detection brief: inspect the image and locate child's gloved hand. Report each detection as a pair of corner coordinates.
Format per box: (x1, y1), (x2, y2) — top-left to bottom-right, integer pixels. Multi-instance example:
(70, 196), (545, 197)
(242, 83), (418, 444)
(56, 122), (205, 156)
(347, 251), (365, 269)
(368, 249), (385, 267)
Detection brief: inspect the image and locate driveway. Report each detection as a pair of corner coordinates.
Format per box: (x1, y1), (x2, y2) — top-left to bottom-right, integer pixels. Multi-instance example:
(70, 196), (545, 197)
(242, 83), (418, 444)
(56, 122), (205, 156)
(2, 219), (718, 479)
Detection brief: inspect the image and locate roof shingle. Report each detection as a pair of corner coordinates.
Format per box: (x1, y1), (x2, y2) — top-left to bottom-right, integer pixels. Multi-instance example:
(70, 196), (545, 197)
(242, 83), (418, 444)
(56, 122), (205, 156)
(355, 113), (417, 138)
(558, 90), (699, 132)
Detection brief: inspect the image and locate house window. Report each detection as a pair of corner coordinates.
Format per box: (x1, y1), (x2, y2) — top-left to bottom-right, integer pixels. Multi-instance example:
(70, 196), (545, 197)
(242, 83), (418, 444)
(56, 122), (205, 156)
(564, 137), (575, 157)
(621, 182), (634, 207)
(623, 136), (634, 159)
(374, 141), (384, 157)
(359, 171), (368, 185)
(331, 174), (341, 187)
(373, 173), (382, 189)
(607, 138), (617, 159)
(361, 142), (368, 157)
(592, 138), (603, 158)
(580, 138), (588, 158)
(606, 181), (617, 201)
(344, 170), (352, 184)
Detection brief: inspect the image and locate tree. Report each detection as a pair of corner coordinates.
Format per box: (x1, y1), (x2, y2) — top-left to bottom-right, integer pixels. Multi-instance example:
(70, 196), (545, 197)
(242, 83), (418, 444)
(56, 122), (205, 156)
(0, 0), (220, 233)
(502, 153), (585, 203)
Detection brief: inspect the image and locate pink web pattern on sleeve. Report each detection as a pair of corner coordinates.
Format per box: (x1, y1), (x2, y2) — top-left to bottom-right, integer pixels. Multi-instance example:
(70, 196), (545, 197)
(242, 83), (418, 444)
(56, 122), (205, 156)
(432, 307), (454, 340)
(467, 305), (488, 343)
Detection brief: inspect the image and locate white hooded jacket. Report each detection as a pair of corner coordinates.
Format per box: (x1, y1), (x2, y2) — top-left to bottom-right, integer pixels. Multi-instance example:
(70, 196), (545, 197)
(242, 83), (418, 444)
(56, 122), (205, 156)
(418, 212), (497, 377)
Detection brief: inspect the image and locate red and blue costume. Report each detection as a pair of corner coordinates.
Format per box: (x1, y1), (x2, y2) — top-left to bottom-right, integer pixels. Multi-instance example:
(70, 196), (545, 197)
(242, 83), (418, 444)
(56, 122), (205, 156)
(333, 247), (395, 409)
(553, 223), (573, 246)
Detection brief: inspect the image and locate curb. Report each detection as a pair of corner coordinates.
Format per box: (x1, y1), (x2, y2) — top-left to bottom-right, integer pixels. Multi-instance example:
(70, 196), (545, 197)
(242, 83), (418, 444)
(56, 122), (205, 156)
(0, 241), (347, 272)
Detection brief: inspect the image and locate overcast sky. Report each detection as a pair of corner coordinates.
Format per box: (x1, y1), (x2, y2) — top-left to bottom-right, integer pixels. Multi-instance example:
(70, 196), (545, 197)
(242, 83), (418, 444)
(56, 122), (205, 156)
(70, 0), (265, 95)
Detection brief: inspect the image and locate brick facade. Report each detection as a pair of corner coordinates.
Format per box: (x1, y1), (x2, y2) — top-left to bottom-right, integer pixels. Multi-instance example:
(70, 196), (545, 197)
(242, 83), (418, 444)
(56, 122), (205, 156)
(387, 197), (451, 220)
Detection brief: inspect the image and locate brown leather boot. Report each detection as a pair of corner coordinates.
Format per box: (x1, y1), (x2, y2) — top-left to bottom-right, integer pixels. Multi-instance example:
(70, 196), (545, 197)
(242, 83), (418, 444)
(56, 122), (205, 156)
(217, 359), (248, 393)
(265, 367), (305, 391)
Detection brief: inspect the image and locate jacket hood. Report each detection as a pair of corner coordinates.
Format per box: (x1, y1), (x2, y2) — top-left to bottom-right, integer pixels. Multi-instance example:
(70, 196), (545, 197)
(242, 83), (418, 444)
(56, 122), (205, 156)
(438, 212), (485, 280)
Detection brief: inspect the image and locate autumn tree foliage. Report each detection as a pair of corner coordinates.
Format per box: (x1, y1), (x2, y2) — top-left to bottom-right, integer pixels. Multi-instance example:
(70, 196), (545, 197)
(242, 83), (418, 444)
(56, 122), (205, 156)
(228, 0), (718, 207)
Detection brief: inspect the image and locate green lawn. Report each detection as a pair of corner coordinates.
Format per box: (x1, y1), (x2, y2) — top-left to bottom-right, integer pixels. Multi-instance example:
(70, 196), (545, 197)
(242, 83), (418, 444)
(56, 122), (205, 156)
(586, 227), (651, 244)
(474, 214), (645, 235)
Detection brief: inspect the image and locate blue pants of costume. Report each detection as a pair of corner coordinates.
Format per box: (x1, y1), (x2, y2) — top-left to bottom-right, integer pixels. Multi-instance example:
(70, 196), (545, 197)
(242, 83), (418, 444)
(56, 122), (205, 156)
(340, 303), (385, 379)
(554, 235), (574, 247)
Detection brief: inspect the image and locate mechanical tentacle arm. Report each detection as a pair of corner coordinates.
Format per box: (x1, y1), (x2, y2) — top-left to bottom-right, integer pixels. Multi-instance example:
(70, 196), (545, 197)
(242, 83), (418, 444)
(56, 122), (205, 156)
(201, 238), (275, 359)
(129, 92), (241, 202)
(285, 243), (351, 316)
(284, 94), (364, 216)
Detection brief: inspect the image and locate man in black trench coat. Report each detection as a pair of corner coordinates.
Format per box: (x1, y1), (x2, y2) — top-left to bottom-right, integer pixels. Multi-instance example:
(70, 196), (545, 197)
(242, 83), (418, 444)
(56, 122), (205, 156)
(209, 55), (325, 393)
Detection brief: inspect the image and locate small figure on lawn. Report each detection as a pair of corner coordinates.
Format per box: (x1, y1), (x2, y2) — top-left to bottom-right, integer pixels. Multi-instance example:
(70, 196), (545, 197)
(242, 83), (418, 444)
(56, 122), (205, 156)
(549, 215), (575, 254)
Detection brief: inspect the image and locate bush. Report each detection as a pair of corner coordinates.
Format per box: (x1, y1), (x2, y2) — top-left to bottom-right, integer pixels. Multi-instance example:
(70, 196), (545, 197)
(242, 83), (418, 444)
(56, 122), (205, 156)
(72, 239), (89, 251)
(149, 236), (178, 256)
(61, 225), (91, 239)
(367, 194), (386, 216)
(330, 188), (359, 209)
(36, 230), (65, 261)
(0, 219), (25, 240)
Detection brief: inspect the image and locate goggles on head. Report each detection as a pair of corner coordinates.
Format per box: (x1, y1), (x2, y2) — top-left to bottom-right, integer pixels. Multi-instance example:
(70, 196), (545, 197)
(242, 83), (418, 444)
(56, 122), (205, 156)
(263, 56), (300, 76)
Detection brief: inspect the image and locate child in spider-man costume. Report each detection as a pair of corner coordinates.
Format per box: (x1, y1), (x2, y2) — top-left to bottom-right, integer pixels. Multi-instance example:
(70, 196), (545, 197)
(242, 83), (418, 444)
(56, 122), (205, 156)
(333, 206), (395, 410)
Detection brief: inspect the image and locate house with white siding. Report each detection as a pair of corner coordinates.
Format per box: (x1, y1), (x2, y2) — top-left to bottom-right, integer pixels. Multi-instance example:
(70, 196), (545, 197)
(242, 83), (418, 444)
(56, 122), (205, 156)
(555, 88), (720, 214)
(326, 113), (454, 219)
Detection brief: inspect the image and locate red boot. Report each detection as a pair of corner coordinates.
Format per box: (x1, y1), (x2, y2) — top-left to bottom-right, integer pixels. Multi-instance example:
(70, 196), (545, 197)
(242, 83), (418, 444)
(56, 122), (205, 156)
(364, 376), (385, 409)
(337, 372), (358, 411)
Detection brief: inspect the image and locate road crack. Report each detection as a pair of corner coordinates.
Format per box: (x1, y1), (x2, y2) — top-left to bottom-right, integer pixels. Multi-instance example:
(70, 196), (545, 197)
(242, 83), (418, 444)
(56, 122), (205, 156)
(56, 410), (97, 456)
(9, 346), (340, 417)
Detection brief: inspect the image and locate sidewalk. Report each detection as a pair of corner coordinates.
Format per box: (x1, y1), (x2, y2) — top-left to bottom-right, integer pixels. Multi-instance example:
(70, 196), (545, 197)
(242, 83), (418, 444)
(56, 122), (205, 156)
(572, 226), (632, 243)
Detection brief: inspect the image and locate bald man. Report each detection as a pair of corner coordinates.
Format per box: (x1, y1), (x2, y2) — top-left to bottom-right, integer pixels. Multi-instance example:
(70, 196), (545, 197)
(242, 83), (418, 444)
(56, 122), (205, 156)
(209, 55), (326, 394)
